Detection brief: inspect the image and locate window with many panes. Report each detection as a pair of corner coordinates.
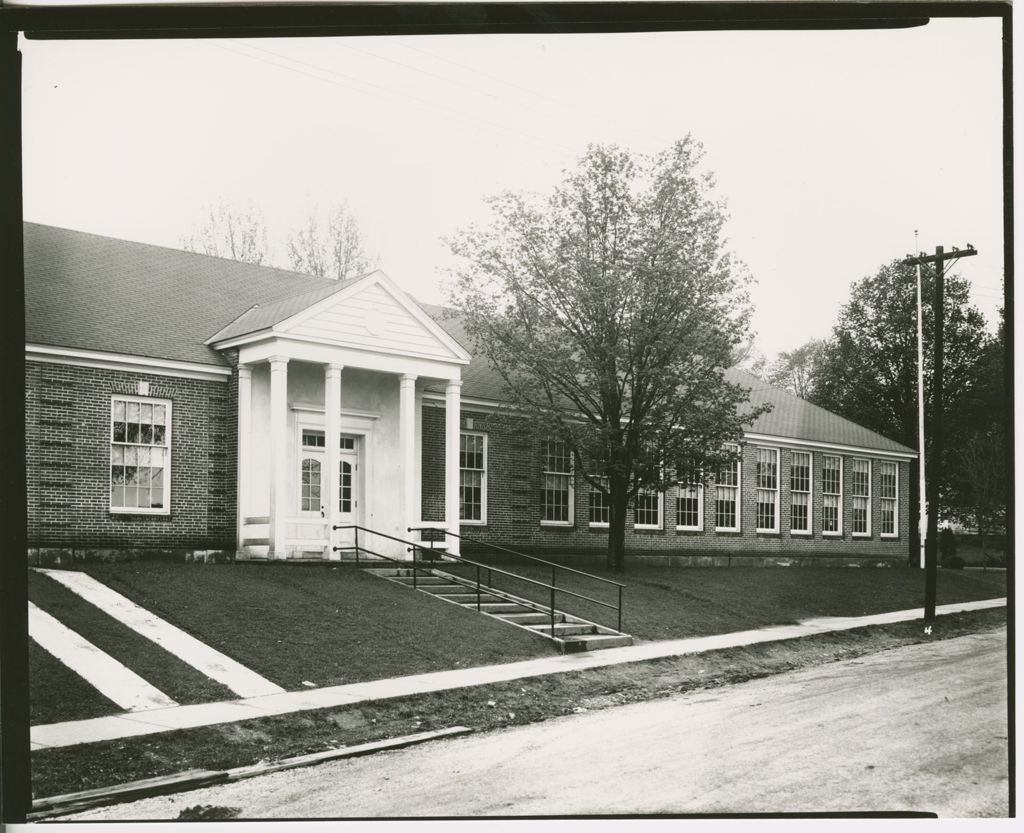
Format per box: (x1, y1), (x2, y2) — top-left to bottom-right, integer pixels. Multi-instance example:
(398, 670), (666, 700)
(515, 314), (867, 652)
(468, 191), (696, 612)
(110, 396), (171, 512)
(634, 486), (662, 529)
(589, 476), (610, 526)
(715, 447), (740, 531)
(851, 458), (871, 535)
(338, 435), (355, 514)
(460, 433), (486, 523)
(675, 465), (703, 531)
(822, 455), (842, 534)
(541, 440), (573, 524)
(879, 461), (897, 537)
(755, 447), (779, 532)
(790, 451), (811, 534)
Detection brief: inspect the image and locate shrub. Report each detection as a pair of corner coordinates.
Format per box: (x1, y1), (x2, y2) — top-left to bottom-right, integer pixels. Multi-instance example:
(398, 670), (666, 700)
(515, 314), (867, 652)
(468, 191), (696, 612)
(941, 554), (965, 570)
(939, 528), (958, 560)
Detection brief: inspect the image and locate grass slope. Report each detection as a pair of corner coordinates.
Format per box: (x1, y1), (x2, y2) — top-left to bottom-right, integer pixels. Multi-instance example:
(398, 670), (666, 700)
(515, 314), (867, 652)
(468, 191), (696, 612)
(76, 563), (556, 689)
(31, 607), (1005, 800)
(445, 562), (1007, 639)
(29, 571), (237, 715)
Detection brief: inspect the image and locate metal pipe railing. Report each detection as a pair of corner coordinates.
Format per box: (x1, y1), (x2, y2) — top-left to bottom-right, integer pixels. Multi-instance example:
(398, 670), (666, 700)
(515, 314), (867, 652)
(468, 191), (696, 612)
(340, 524), (624, 632)
(407, 525), (625, 633)
(410, 527), (626, 588)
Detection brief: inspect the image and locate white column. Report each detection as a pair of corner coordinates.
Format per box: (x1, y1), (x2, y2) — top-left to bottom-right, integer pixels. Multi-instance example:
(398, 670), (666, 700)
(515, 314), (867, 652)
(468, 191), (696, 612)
(324, 363), (343, 557)
(399, 374), (418, 540)
(445, 379), (461, 556)
(268, 357), (289, 559)
(236, 364), (252, 549)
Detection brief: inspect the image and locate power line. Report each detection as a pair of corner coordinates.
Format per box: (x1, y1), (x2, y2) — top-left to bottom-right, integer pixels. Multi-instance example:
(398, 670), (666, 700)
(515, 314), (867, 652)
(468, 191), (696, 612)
(217, 41), (575, 155)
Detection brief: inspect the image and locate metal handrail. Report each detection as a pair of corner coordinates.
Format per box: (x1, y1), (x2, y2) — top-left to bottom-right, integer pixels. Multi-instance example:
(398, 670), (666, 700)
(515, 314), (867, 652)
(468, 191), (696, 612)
(336, 523), (624, 633)
(411, 527), (626, 588)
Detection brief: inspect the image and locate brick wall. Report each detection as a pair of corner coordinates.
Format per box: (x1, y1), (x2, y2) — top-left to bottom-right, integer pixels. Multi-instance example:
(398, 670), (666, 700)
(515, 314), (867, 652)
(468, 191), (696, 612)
(26, 360), (237, 551)
(422, 403), (911, 562)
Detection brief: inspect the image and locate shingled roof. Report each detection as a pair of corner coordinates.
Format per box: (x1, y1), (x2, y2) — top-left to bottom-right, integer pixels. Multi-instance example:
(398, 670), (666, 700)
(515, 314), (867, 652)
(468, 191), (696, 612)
(25, 223), (915, 455)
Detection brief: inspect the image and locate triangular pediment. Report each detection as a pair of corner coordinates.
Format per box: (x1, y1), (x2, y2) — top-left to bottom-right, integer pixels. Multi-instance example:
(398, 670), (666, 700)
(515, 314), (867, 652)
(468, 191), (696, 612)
(277, 272), (470, 363)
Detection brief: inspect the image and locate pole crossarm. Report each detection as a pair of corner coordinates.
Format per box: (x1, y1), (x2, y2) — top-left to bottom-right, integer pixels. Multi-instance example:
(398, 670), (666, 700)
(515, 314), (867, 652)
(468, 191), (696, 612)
(902, 246), (977, 267)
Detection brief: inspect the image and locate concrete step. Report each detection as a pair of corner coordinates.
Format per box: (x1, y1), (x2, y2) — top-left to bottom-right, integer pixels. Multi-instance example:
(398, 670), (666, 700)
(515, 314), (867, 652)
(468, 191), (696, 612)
(432, 592), (506, 604)
(471, 602), (538, 614)
(418, 585), (475, 595)
(563, 633), (633, 651)
(498, 611), (566, 626)
(241, 538), (269, 547)
(525, 621), (598, 637)
(390, 575), (456, 586)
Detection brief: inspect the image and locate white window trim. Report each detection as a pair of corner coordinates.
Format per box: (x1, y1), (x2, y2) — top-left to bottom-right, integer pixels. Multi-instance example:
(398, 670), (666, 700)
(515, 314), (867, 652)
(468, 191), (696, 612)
(540, 441), (574, 527)
(675, 481), (704, 532)
(880, 460), (899, 538)
(588, 476), (610, 529)
(109, 394), (172, 515)
(789, 450), (813, 536)
(633, 487), (664, 530)
(715, 445), (742, 533)
(822, 454), (843, 536)
(755, 446), (780, 534)
(851, 457), (872, 537)
(460, 431), (487, 526)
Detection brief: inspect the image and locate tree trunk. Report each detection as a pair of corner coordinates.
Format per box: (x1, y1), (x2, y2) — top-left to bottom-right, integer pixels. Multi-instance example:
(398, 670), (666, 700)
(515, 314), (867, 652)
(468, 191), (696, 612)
(979, 517), (987, 571)
(606, 482), (629, 573)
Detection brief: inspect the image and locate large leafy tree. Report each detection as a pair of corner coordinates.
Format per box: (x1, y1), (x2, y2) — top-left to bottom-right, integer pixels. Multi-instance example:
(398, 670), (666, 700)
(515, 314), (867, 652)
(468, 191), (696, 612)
(806, 259), (993, 534)
(449, 139), (768, 572)
(762, 339), (825, 399)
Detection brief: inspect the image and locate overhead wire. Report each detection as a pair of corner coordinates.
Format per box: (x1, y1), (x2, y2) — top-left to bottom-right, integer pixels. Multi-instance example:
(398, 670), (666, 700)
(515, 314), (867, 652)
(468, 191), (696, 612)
(216, 40), (576, 154)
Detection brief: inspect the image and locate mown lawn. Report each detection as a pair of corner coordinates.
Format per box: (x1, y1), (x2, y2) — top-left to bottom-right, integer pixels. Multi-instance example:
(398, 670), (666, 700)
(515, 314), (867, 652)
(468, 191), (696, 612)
(444, 561), (1007, 640)
(72, 562), (556, 690)
(29, 639), (120, 727)
(29, 571), (237, 722)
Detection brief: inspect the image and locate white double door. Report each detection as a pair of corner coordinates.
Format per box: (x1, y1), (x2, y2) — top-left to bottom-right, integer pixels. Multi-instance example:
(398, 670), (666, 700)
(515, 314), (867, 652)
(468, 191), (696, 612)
(298, 432), (360, 537)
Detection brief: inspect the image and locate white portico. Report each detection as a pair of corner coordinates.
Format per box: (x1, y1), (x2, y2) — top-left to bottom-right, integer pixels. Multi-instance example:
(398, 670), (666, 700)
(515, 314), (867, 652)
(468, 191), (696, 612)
(207, 272), (470, 560)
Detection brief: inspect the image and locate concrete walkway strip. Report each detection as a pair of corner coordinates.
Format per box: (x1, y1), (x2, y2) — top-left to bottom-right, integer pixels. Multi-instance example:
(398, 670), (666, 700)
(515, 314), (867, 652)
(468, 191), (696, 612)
(28, 602), (177, 713)
(30, 596), (1006, 751)
(35, 568), (284, 699)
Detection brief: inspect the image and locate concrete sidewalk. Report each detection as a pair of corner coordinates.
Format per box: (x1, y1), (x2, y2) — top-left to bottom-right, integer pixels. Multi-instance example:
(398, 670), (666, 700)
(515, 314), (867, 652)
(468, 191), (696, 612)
(31, 597), (1006, 751)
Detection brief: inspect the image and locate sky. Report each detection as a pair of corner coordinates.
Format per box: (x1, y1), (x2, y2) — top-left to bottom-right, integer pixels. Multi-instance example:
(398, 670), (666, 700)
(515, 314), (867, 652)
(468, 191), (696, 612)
(19, 16), (1006, 359)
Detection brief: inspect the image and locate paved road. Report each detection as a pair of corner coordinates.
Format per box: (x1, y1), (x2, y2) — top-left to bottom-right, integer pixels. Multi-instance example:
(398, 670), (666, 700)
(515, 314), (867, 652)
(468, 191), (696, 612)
(75, 627), (1009, 819)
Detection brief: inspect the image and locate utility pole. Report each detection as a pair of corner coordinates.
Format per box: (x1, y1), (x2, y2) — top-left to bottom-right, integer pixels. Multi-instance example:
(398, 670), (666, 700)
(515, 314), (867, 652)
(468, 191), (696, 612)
(902, 243), (977, 621)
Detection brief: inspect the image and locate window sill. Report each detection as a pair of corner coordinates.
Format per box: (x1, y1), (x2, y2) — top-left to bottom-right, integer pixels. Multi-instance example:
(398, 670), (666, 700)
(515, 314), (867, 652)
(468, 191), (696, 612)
(634, 525), (663, 532)
(715, 529), (742, 535)
(588, 522), (609, 529)
(675, 526), (703, 533)
(852, 533), (872, 539)
(880, 534), (900, 539)
(756, 529), (779, 535)
(540, 521), (574, 528)
(460, 520), (487, 527)
(822, 532), (843, 538)
(790, 530), (812, 536)
(110, 508), (171, 517)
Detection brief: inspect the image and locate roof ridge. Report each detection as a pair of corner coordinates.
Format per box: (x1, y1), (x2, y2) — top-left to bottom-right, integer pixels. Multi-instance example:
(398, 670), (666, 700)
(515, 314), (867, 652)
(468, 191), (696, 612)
(729, 365), (915, 453)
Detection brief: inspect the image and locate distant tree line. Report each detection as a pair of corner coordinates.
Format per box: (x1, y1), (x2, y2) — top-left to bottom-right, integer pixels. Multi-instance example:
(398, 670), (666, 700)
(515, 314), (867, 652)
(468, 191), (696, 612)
(182, 200), (377, 282)
(756, 261), (1006, 558)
